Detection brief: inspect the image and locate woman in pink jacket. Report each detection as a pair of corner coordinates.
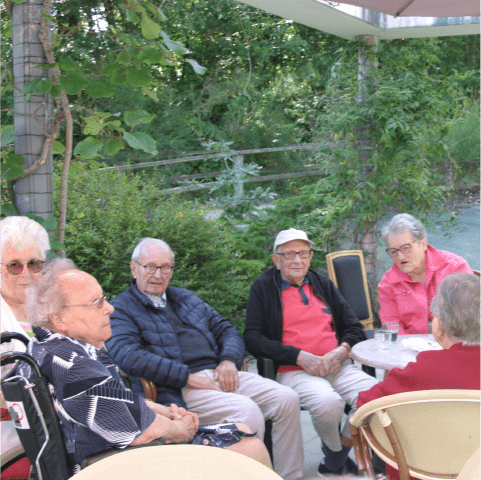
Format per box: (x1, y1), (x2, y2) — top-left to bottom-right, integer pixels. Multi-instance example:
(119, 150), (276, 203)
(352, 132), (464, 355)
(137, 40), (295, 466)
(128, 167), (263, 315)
(378, 213), (472, 334)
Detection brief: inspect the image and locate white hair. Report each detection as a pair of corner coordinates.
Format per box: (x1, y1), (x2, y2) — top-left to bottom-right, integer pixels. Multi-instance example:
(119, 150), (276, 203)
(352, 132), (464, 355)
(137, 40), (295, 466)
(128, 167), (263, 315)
(131, 238), (174, 262)
(1, 216), (50, 259)
(27, 258), (77, 327)
(430, 273), (480, 346)
(381, 213), (427, 244)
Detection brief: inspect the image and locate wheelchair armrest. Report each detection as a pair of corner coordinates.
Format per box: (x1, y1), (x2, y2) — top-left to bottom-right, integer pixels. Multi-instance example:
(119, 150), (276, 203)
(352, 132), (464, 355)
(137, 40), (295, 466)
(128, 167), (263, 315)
(1, 332), (30, 347)
(256, 357), (277, 380)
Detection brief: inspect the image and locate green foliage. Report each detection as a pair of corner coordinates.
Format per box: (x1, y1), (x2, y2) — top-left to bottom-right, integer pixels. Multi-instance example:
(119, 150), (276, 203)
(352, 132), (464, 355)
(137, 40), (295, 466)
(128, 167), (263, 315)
(58, 169), (266, 330)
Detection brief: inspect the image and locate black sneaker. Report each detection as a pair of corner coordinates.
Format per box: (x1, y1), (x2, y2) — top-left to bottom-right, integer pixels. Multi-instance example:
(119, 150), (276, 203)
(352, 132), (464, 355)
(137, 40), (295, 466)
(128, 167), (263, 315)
(317, 457), (360, 478)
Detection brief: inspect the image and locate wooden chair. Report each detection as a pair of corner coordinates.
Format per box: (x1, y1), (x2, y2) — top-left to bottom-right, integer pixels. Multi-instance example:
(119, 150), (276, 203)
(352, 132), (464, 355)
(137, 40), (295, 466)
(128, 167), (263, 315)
(350, 389), (480, 480)
(326, 250), (374, 330)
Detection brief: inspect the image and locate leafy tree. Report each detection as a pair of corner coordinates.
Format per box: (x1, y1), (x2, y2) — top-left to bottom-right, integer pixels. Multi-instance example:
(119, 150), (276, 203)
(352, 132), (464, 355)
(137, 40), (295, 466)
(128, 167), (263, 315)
(1, 0), (206, 242)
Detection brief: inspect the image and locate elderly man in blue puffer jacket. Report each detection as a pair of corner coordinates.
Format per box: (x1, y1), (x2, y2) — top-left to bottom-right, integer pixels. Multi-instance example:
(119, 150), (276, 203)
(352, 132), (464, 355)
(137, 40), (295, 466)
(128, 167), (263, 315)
(106, 238), (304, 480)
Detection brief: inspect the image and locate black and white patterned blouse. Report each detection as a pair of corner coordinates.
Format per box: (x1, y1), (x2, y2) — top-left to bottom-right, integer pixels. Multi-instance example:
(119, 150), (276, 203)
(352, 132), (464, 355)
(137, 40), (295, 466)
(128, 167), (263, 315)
(19, 327), (156, 473)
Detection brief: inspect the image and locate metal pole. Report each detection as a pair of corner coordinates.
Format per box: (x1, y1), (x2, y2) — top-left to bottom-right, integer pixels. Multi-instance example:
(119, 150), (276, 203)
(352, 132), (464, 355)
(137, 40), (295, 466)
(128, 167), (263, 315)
(12, 0), (54, 218)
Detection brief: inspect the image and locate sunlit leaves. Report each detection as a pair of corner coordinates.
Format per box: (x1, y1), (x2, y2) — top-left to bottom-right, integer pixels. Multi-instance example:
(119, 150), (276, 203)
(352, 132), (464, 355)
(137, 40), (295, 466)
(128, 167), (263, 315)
(59, 72), (88, 95)
(160, 31), (188, 54)
(124, 110), (155, 126)
(1, 125), (15, 146)
(127, 69), (153, 87)
(21, 77), (52, 95)
(111, 71), (128, 85)
(185, 58), (206, 75)
(141, 15), (161, 40)
(104, 139), (125, 156)
(73, 137), (103, 159)
(117, 50), (132, 65)
(53, 141), (65, 154)
(86, 82), (116, 98)
(100, 63), (122, 76)
(59, 58), (81, 71)
(123, 132), (156, 153)
(126, 9), (140, 24)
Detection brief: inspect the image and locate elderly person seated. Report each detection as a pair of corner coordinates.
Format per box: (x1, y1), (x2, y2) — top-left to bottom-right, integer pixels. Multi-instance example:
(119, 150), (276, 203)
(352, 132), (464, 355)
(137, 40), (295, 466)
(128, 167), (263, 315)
(379, 213), (472, 334)
(244, 228), (378, 476)
(1, 216), (51, 480)
(106, 238), (302, 480)
(17, 259), (272, 475)
(359, 272), (480, 480)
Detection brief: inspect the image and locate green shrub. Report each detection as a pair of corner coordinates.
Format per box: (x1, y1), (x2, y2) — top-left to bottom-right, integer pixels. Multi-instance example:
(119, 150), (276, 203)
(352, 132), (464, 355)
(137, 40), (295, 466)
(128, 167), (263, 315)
(55, 169), (265, 331)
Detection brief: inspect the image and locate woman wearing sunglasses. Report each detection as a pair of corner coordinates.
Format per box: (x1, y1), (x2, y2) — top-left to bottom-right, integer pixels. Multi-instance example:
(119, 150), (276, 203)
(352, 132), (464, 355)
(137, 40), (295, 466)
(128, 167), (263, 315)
(1, 215), (50, 480)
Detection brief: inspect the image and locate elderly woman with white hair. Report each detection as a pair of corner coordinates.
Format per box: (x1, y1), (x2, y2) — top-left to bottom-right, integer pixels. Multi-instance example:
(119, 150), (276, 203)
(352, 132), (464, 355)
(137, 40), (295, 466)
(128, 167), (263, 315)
(1, 216), (51, 479)
(358, 272), (480, 480)
(378, 213), (472, 334)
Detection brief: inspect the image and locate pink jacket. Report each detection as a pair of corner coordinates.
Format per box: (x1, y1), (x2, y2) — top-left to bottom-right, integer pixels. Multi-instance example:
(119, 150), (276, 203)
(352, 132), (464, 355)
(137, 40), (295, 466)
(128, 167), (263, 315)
(378, 246), (472, 334)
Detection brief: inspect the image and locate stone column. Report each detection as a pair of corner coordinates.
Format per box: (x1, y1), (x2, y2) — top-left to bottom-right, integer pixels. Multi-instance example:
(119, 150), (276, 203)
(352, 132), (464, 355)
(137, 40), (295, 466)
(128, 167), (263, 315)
(357, 35), (379, 288)
(12, 0), (54, 218)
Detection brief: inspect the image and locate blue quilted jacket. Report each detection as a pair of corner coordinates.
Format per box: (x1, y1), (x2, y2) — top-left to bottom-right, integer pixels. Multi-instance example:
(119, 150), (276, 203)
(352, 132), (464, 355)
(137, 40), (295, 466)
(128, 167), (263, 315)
(105, 281), (245, 408)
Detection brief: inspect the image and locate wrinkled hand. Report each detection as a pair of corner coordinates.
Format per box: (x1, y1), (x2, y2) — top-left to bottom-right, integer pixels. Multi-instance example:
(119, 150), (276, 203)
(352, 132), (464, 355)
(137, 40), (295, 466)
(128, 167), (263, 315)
(167, 404), (200, 430)
(297, 350), (342, 377)
(164, 415), (197, 444)
(214, 360), (239, 392)
(187, 373), (222, 392)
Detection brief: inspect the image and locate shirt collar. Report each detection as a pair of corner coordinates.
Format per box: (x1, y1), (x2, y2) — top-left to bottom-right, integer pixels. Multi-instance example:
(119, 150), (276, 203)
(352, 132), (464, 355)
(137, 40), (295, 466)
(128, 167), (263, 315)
(141, 291), (167, 308)
(280, 276), (310, 291)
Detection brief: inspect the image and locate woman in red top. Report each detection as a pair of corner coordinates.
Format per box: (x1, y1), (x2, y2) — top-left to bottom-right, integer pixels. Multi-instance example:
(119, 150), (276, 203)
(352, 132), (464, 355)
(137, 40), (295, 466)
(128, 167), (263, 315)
(359, 273), (480, 480)
(378, 213), (472, 334)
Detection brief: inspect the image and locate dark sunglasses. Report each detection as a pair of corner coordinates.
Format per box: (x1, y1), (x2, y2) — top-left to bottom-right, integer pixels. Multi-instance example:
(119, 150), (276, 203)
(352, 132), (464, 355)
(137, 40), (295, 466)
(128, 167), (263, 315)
(1, 260), (45, 275)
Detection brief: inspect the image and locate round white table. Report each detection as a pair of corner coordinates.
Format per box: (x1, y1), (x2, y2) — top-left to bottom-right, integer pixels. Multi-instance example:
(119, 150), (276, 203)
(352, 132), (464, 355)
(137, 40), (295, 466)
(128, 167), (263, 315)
(72, 444), (283, 480)
(351, 334), (442, 372)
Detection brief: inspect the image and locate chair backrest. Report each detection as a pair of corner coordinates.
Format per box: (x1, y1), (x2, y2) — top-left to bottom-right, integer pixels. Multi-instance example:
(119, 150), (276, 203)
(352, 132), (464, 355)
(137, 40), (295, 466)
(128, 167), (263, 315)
(1, 346), (72, 480)
(350, 389), (481, 480)
(325, 250), (374, 330)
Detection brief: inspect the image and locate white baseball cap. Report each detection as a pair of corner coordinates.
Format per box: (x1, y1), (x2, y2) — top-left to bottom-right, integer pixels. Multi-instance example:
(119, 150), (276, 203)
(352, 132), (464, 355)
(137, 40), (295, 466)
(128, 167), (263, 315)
(273, 228), (314, 252)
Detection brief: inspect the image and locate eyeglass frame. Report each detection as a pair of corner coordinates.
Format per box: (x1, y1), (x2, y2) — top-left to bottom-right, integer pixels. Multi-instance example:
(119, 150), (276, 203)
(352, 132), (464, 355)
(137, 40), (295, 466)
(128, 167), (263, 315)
(134, 261), (175, 275)
(385, 241), (418, 258)
(1, 260), (45, 275)
(275, 250), (312, 260)
(63, 295), (110, 310)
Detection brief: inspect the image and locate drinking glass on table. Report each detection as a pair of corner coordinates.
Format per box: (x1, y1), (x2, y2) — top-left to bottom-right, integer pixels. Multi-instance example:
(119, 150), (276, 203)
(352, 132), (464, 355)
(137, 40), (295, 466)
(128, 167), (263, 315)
(374, 329), (388, 349)
(382, 323), (399, 343)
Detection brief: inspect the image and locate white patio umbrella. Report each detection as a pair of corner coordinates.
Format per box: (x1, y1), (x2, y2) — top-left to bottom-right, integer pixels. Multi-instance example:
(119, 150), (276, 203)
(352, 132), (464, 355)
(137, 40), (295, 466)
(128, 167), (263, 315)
(333, 0), (479, 18)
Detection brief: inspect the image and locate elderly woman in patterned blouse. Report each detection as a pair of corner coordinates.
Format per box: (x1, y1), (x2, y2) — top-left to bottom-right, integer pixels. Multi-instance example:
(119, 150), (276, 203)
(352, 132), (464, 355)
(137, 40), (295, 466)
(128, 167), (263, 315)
(19, 258), (272, 475)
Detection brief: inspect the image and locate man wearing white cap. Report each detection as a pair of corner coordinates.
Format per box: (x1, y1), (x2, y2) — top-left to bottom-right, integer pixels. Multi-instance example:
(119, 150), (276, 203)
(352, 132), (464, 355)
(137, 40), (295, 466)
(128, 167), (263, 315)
(244, 228), (377, 476)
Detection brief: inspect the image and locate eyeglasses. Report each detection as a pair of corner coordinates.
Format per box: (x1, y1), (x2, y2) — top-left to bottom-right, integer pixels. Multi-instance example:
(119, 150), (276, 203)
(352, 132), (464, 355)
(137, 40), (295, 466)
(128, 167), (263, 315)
(276, 250), (312, 260)
(135, 262), (174, 275)
(385, 241), (417, 258)
(64, 295), (110, 309)
(1, 260), (45, 275)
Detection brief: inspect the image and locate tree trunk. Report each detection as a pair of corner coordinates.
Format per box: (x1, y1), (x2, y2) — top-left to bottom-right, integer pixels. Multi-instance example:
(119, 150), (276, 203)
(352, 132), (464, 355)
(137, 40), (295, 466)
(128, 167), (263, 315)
(12, 0), (54, 219)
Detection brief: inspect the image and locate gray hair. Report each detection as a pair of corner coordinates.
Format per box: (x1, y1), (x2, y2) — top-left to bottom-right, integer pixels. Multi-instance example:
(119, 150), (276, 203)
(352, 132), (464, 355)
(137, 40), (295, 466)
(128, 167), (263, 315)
(430, 273), (480, 346)
(381, 213), (427, 245)
(1, 216), (51, 259)
(131, 238), (174, 262)
(26, 258), (77, 327)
